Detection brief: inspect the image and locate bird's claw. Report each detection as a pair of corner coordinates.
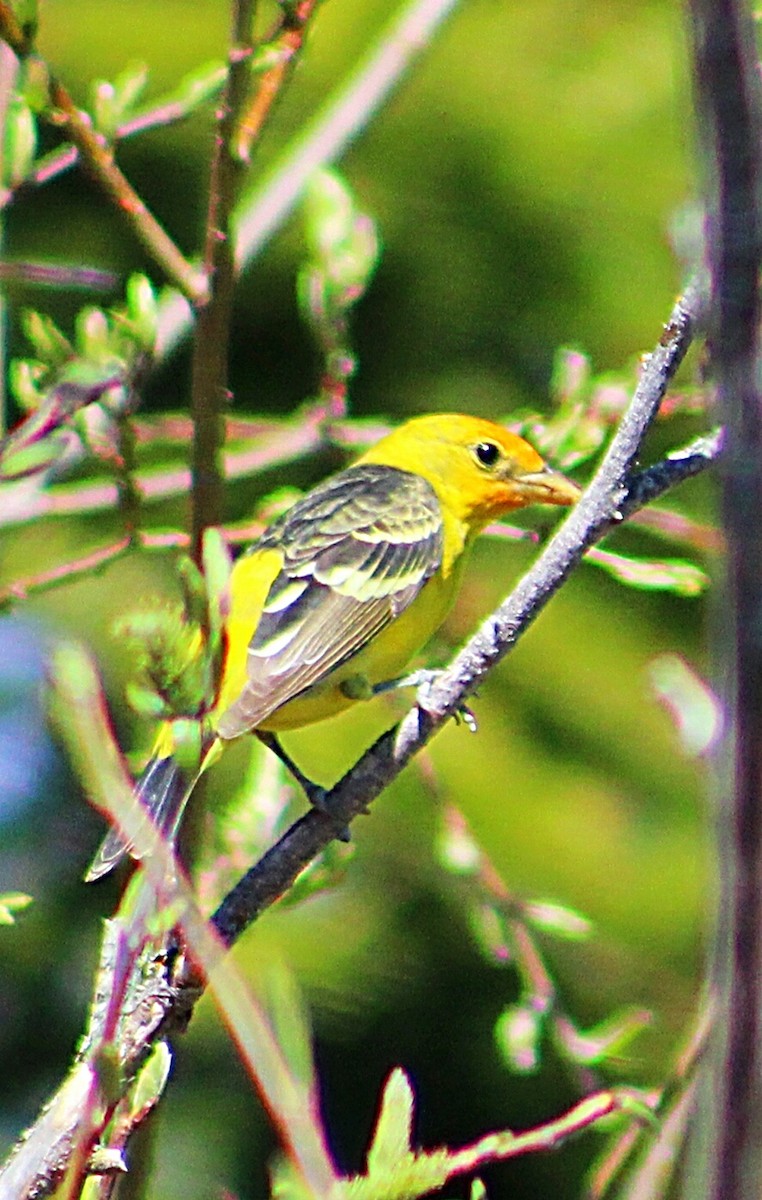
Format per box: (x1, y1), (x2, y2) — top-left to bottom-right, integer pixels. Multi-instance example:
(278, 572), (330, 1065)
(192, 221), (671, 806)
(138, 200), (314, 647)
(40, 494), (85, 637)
(258, 732), (351, 842)
(454, 704), (478, 733)
(404, 670), (478, 733)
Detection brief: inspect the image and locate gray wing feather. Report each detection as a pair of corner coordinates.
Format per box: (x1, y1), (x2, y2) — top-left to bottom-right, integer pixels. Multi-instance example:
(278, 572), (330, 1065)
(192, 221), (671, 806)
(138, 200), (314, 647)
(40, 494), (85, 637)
(216, 465), (443, 737)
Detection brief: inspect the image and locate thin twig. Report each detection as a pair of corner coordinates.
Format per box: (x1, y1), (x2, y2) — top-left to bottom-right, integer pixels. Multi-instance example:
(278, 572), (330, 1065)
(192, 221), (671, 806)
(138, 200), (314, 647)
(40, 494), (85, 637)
(188, 0), (258, 565)
(446, 1088), (652, 1177)
(0, 529), (194, 611)
(45, 78), (209, 307)
(687, 1), (762, 1197)
(0, 68), (227, 209)
(0, 0), (29, 56)
(0, 405), (334, 531)
(0, 537), (131, 608)
(0, 38), (19, 431)
(233, 0), (322, 162)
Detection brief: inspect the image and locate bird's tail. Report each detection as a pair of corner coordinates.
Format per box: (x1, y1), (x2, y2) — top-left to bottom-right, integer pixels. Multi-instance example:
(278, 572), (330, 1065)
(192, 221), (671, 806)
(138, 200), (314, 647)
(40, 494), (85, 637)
(84, 739), (198, 883)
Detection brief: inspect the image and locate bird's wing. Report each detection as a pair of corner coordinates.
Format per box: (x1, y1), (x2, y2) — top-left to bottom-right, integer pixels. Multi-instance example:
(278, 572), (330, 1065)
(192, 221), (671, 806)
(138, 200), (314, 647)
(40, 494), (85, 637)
(216, 464), (444, 737)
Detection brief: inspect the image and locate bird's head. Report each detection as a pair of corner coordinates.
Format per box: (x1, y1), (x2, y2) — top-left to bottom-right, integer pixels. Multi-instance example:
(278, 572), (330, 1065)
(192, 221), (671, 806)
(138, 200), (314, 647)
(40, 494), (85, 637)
(361, 413), (581, 530)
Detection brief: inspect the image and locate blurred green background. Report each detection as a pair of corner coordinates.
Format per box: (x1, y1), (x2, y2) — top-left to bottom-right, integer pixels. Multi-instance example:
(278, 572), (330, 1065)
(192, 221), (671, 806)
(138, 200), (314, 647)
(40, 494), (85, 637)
(0, 0), (710, 1197)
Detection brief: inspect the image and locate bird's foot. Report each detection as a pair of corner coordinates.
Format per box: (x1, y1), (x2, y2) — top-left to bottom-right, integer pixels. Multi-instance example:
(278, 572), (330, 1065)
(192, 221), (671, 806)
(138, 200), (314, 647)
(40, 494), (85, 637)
(257, 732), (351, 841)
(373, 668), (478, 732)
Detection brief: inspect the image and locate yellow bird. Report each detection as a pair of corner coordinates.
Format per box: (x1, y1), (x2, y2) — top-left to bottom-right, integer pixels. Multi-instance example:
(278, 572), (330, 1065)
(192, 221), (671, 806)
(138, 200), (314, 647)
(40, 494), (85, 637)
(86, 412), (579, 880)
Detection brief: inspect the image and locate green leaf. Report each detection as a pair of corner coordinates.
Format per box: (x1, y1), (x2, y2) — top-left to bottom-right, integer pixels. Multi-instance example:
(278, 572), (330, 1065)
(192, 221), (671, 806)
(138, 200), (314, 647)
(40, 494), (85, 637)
(649, 653), (722, 757)
(116, 601), (210, 718)
(436, 811), (481, 875)
(170, 718), (203, 775)
(112, 61), (149, 119)
(587, 548), (709, 596)
(90, 64), (148, 138)
(90, 79), (119, 139)
(366, 1069), (415, 1176)
(495, 1003), (545, 1074)
(175, 61), (227, 111)
(20, 56), (48, 113)
(0, 892), (33, 924)
(614, 1087), (660, 1129)
(125, 273), (158, 350)
(555, 1008), (651, 1067)
(524, 899), (593, 941)
(22, 309), (73, 366)
(0, 435), (64, 480)
(299, 169), (380, 322)
(127, 1041), (172, 1121)
(177, 556), (209, 628)
(304, 169), (355, 259)
(343, 1148), (452, 1200)
(8, 358), (46, 411)
(124, 680), (170, 720)
(466, 902), (511, 964)
(2, 94), (36, 189)
(75, 306), (111, 361)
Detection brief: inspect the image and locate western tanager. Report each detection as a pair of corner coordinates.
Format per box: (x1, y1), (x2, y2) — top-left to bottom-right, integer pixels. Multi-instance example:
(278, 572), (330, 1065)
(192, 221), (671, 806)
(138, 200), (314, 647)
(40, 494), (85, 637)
(86, 412), (579, 880)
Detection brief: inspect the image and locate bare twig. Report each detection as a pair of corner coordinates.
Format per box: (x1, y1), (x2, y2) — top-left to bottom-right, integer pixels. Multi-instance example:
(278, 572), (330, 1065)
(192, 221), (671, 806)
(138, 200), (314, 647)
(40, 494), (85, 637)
(446, 1088), (652, 1178)
(0, 38), (18, 430)
(687, 1), (762, 1197)
(233, 0), (322, 163)
(186, 0), (326, 565)
(0, 537), (131, 608)
(45, 79), (209, 307)
(188, 0), (257, 565)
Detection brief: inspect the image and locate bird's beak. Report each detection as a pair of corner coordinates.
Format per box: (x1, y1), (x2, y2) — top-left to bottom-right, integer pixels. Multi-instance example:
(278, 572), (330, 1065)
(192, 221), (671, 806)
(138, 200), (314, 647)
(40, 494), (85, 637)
(515, 464), (581, 507)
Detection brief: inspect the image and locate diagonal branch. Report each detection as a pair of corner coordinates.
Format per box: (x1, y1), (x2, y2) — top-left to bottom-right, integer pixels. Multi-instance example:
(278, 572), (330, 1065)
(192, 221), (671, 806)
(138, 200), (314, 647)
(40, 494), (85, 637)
(233, 0), (322, 163)
(45, 77), (209, 307)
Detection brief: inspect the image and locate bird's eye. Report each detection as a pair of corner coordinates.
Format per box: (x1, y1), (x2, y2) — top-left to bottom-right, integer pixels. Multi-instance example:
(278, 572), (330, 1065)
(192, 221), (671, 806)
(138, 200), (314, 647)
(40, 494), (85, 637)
(473, 441), (501, 468)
